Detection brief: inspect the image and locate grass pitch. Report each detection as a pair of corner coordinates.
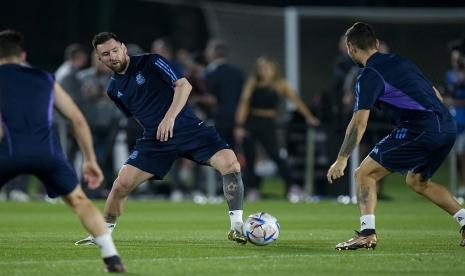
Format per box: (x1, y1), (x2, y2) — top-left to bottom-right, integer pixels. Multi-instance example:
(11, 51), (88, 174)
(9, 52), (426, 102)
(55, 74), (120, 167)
(1, 172), (465, 275)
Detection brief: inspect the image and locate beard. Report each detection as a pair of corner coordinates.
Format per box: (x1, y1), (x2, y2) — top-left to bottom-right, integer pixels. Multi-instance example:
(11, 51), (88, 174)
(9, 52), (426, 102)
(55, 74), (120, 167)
(109, 58), (128, 73)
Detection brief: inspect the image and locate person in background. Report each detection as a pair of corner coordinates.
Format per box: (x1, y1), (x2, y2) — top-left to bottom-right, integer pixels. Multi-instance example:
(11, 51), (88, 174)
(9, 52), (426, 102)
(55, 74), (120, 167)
(204, 39), (245, 150)
(235, 56), (320, 202)
(55, 43), (89, 104)
(444, 38), (465, 196)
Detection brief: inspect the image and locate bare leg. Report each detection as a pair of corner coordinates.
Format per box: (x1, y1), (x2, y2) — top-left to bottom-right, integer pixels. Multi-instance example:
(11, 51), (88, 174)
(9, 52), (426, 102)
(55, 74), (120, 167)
(208, 149), (243, 211)
(354, 156), (390, 215)
(334, 156), (390, 250)
(63, 185), (107, 237)
(208, 149), (247, 244)
(406, 172), (462, 215)
(104, 164), (154, 223)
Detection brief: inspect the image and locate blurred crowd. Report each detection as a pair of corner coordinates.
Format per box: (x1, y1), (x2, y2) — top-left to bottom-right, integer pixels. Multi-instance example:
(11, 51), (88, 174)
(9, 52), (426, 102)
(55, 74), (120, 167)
(2, 35), (465, 203)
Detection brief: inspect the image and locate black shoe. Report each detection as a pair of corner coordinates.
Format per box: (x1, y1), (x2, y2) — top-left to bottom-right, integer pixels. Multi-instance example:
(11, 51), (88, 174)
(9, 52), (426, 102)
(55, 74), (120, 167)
(103, 255), (126, 273)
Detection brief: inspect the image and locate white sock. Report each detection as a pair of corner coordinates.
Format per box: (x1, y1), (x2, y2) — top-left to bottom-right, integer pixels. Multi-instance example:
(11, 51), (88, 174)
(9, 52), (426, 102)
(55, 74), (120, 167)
(360, 214), (375, 231)
(94, 233), (118, 258)
(453, 209), (465, 227)
(106, 222), (116, 235)
(229, 210), (243, 231)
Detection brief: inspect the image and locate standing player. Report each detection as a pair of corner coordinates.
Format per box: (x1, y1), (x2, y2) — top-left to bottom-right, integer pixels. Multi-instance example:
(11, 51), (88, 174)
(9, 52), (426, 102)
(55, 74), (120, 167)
(327, 22), (465, 250)
(75, 32), (246, 245)
(0, 30), (125, 272)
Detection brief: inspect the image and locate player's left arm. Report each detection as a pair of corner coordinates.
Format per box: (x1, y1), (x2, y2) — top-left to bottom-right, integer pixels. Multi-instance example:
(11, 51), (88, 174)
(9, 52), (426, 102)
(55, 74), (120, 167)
(157, 77), (192, 141)
(280, 80), (320, 126)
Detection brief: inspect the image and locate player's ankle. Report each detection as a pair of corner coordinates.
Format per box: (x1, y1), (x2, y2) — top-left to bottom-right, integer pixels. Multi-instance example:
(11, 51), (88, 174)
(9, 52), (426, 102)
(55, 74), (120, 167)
(360, 229), (376, 236)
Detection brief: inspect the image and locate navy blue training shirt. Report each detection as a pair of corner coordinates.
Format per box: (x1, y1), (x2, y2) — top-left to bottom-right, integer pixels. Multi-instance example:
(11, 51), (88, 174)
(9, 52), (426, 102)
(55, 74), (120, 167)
(354, 52), (456, 133)
(0, 64), (57, 156)
(107, 54), (201, 138)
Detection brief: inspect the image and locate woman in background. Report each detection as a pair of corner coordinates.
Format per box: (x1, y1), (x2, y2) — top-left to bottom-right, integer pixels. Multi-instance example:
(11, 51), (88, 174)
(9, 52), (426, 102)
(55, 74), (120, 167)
(234, 56), (320, 202)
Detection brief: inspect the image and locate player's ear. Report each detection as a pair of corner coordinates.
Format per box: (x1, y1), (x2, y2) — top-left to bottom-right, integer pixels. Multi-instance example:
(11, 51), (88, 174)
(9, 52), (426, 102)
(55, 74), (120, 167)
(375, 39), (380, 50)
(121, 43), (127, 54)
(94, 52), (101, 62)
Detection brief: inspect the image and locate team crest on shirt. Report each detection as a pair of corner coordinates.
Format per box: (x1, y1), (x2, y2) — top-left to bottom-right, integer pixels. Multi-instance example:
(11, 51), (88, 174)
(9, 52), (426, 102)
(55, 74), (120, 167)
(129, 150), (138, 160)
(135, 72), (146, 85)
(117, 91), (124, 98)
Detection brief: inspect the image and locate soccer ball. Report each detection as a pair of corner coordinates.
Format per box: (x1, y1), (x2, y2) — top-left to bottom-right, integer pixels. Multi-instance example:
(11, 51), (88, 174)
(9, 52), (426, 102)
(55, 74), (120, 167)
(243, 212), (280, 246)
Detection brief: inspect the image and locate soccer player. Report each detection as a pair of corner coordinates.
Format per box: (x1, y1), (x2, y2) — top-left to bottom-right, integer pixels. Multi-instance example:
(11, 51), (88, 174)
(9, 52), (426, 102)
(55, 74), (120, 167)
(327, 22), (465, 250)
(0, 30), (125, 272)
(75, 32), (246, 245)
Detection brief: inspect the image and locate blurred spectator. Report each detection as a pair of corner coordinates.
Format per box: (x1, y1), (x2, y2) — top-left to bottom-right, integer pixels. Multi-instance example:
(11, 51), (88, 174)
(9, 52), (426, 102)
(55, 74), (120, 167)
(234, 56), (319, 202)
(444, 38), (465, 196)
(151, 37), (185, 75)
(204, 39), (245, 149)
(77, 52), (121, 197)
(55, 43), (88, 104)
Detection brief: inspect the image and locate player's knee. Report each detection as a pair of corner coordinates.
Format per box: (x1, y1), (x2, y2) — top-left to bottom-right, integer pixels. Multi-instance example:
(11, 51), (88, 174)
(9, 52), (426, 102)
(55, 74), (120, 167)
(406, 173), (427, 193)
(113, 176), (134, 196)
(222, 158), (240, 175)
(65, 192), (89, 209)
(354, 167), (367, 183)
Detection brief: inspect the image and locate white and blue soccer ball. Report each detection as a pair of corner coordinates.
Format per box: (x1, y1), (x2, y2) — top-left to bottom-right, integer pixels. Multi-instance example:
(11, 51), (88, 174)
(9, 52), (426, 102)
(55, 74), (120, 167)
(243, 212), (280, 246)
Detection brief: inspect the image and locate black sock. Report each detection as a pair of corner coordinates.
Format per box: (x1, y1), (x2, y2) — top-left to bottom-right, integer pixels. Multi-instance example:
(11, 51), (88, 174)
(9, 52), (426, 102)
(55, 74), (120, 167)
(360, 229), (376, 236)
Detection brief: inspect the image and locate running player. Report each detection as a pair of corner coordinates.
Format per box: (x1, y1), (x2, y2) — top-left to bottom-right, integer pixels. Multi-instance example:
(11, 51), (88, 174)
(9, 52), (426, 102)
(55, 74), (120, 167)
(327, 22), (465, 250)
(0, 30), (125, 272)
(75, 32), (246, 245)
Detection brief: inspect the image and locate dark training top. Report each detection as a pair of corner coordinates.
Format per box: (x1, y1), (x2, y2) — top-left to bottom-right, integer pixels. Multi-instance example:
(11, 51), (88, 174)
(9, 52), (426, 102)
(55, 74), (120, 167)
(0, 64), (57, 156)
(249, 86), (280, 110)
(107, 54), (201, 138)
(354, 52), (456, 133)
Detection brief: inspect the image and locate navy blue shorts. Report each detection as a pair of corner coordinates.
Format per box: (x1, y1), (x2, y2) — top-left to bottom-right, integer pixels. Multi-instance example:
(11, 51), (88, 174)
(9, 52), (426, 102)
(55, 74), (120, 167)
(369, 128), (455, 180)
(0, 154), (78, 198)
(126, 124), (230, 179)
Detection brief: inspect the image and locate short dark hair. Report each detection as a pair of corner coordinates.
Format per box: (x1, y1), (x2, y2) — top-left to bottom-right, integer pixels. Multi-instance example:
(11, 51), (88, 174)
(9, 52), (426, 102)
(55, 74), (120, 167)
(64, 43), (87, 60)
(0, 29), (24, 58)
(345, 22), (377, 50)
(92, 32), (120, 49)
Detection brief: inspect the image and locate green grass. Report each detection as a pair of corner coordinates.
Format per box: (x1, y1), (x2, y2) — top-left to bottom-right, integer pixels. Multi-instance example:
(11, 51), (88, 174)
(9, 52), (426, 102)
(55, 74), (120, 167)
(1, 164), (465, 275)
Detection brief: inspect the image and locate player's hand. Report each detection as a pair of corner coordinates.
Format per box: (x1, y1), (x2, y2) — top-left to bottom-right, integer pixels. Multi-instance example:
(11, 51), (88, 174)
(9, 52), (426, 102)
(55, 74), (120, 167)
(157, 115), (175, 141)
(306, 116), (320, 127)
(82, 160), (104, 190)
(326, 157), (348, 184)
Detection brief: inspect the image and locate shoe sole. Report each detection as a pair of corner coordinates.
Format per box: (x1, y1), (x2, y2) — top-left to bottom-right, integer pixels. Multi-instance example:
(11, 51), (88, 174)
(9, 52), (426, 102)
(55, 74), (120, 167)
(75, 240), (95, 246)
(336, 243), (377, 251)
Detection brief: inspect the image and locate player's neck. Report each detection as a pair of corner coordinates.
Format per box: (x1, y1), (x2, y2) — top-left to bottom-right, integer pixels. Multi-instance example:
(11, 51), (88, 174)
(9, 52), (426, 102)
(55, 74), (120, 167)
(0, 56), (23, 65)
(360, 50), (378, 67)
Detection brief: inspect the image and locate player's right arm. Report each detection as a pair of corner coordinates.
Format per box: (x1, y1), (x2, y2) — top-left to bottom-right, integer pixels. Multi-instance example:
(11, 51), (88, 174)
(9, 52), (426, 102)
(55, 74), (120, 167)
(53, 82), (103, 189)
(327, 68), (383, 184)
(234, 78), (255, 143)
